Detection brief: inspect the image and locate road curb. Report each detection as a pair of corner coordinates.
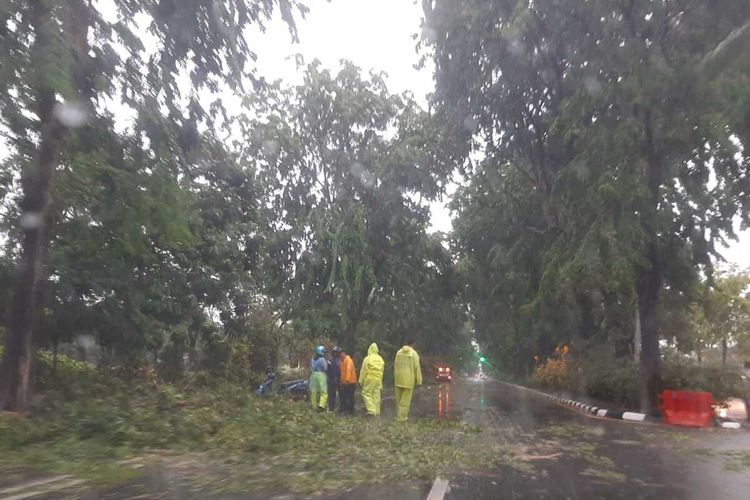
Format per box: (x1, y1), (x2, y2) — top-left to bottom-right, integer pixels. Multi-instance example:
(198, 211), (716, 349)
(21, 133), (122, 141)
(492, 378), (744, 429)
(538, 392), (654, 423)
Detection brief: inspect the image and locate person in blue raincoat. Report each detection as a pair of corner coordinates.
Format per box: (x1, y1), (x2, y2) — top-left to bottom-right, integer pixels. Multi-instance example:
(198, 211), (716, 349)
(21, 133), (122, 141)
(310, 345), (329, 411)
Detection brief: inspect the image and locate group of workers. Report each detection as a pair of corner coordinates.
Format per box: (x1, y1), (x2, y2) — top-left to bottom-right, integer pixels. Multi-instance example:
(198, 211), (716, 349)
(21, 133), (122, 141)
(310, 340), (423, 421)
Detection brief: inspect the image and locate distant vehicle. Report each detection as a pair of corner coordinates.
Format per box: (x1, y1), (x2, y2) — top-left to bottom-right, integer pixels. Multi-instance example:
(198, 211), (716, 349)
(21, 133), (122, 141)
(436, 366), (452, 382)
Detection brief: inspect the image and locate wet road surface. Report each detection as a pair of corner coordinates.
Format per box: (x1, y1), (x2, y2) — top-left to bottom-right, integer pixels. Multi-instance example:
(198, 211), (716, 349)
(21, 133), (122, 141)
(411, 378), (750, 499)
(6, 380), (748, 499)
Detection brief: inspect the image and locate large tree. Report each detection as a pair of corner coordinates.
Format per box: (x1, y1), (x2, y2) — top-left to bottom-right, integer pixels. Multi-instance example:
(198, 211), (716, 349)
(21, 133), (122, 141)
(244, 61), (463, 354)
(0, 0), (305, 410)
(425, 0), (750, 411)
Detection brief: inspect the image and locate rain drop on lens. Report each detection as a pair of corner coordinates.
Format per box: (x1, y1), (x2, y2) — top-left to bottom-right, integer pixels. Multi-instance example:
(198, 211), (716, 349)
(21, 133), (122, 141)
(19, 212), (43, 230)
(463, 116), (479, 132)
(361, 170), (375, 188)
(583, 76), (602, 95)
(507, 36), (525, 57)
(421, 25), (437, 44)
(349, 161), (364, 178)
(262, 139), (280, 157)
(53, 101), (90, 128)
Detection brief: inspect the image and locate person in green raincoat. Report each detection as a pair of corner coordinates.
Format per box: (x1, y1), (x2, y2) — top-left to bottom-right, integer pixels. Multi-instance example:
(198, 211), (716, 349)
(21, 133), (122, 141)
(310, 345), (329, 411)
(358, 343), (384, 416)
(394, 339), (422, 421)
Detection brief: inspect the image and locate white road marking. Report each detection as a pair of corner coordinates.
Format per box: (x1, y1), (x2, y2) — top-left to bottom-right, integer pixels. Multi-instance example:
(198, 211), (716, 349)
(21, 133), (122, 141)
(2, 479), (83, 500)
(426, 477), (450, 500)
(0, 476), (73, 496)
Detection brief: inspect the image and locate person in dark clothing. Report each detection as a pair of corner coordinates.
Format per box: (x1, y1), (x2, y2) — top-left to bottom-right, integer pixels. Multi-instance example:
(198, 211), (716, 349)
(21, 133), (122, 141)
(327, 346), (342, 412)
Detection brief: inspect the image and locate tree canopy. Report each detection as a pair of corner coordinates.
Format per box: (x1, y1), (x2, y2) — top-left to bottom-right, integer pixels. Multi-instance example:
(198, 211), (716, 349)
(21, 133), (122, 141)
(1, 0), (748, 414)
(424, 0), (750, 410)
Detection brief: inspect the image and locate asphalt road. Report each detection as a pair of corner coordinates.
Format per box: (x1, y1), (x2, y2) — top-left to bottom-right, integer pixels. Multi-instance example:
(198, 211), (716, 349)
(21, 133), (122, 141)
(410, 377), (750, 500)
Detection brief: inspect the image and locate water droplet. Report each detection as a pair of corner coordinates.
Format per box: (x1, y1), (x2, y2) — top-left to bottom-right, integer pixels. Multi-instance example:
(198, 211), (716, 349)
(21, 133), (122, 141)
(75, 333), (96, 350)
(463, 116), (479, 132)
(589, 425), (605, 437)
(53, 100), (90, 128)
(350, 161), (364, 178)
(583, 76), (602, 95)
(421, 25), (437, 44)
(349, 162), (375, 188)
(507, 36), (525, 56)
(361, 170), (376, 188)
(19, 212), (43, 230)
(262, 139), (280, 157)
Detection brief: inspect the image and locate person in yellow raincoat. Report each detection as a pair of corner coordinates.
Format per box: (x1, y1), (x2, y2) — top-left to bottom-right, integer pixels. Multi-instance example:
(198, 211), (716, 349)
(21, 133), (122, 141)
(310, 345), (328, 411)
(358, 342), (384, 416)
(394, 339), (422, 421)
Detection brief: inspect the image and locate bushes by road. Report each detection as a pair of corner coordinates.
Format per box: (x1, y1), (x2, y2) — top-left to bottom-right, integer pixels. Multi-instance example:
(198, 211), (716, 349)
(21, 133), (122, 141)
(531, 349), (744, 408)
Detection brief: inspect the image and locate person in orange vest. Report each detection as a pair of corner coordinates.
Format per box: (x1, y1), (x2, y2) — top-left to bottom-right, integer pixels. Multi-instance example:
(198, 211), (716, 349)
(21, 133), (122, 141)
(339, 348), (358, 414)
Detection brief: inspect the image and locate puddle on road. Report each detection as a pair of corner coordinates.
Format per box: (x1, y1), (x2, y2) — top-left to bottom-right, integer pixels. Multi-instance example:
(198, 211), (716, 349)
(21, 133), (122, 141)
(437, 383), (452, 419)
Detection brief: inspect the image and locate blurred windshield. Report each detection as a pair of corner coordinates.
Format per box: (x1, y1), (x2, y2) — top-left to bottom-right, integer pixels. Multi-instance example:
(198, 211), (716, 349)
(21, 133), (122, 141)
(1, 1), (749, 499)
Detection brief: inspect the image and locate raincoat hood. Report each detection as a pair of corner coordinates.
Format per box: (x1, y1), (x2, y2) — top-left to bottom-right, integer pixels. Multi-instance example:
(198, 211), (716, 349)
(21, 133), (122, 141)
(398, 345), (414, 354)
(367, 343), (379, 356)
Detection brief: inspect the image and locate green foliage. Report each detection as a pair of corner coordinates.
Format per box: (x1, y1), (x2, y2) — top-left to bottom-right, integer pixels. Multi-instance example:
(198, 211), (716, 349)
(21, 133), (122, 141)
(210, 403), (503, 494)
(574, 354), (642, 409)
(528, 344), (743, 407)
(0, 352), (505, 495)
(0, 0), (309, 408)
(425, 0), (750, 404)
(0, 2), (469, 383)
(662, 362), (744, 403)
(663, 269), (750, 363)
(245, 61), (467, 356)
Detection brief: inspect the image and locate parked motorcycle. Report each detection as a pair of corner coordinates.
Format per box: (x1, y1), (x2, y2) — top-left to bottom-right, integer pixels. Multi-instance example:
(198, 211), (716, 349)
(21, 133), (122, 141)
(254, 367), (309, 401)
(255, 367), (277, 396)
(278, 378), (309, 401)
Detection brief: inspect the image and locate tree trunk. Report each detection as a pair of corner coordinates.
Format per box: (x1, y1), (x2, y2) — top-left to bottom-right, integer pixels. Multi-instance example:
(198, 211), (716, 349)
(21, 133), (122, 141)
(0, 90), (64, 411)
(52, 335), (59, 375)
(576, 292), (597, 340)
(633, 303), (641, 363)
(637, 110), (664, 416)
(637, 267), (662, 415)
(721, 336), (728, 367)
(0, 0), (72, 411)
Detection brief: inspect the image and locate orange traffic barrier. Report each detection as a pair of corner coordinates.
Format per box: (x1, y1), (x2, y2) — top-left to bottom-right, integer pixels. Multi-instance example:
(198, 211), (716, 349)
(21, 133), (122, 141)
(660, 390), (714, 428)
